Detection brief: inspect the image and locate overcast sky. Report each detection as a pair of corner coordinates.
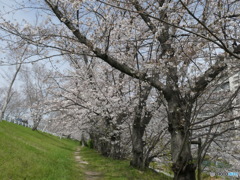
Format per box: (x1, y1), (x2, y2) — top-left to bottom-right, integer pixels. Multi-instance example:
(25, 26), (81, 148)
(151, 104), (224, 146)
(0, 0), (70, 89)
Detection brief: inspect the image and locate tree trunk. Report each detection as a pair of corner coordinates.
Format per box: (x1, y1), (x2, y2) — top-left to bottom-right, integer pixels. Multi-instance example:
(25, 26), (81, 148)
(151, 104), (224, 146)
(130, 85), (152, 170)
(170, 126), (196, 180)
(167, 98), (196, 180)
(0, 63), (22, 122)
(32, 118), (41, 131)
(32, 125), (38, 131)
(130, 122), (145, 170)
(0, 111), (4, 121)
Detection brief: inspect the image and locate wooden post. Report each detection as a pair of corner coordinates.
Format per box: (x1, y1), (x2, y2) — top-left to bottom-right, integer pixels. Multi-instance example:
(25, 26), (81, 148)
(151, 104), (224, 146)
(197, 138), (202, 180)
(191, 138), (202, 180)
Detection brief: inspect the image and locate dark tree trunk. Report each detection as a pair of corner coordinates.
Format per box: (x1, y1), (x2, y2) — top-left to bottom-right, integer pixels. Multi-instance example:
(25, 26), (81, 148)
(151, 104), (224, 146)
(167, 94), (196, 180)
(32, 118), (41, 131)
(32, 126), (38, 131)
(32, 123), (39, 131)
(171, 127), (196, 180)
(130, 85), (152, 170)
(130, 122), (145, 170)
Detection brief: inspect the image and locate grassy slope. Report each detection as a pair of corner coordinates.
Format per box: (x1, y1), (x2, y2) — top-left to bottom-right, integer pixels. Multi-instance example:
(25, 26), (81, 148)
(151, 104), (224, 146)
(0, 121), (81, 180)
(0, 121), (172, 180)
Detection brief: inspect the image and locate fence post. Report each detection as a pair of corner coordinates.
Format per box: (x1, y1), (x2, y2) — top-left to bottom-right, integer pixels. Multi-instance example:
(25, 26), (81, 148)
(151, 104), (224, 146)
(191, 138), (202, 180)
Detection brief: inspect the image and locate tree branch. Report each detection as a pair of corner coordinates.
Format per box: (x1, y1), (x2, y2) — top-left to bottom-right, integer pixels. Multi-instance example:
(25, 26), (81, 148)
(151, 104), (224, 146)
(191, 56), (227, 100)
(44, 0), (166, 92)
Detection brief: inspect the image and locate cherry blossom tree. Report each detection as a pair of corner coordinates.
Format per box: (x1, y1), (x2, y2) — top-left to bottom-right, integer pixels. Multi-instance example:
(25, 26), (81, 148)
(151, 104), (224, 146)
(0, 43), (30, 121)
(1, 0), (240, 179)
(41, 1), (239, 179)
(2, 91), (27, 121)
(0, 65), (21, 121)
(20, 63), (54, 130)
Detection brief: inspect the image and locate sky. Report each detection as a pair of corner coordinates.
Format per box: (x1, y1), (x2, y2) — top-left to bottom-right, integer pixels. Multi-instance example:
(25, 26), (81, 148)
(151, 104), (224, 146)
(0, 0), (37, 86)
(0, 0), (70, 88)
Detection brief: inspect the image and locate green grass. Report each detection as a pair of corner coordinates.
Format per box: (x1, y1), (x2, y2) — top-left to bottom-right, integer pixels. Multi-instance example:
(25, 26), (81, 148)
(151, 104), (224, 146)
(0, 121), (81, 180)
(0, 121), (172, 180)
(80, 147), (173, 180)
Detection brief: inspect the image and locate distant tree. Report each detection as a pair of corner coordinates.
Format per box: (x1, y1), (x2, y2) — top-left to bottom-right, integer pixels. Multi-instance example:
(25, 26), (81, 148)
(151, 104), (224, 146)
(0, 44), (29, 121)
(20, 63), (53, 130)
(3, 91), (27, 121)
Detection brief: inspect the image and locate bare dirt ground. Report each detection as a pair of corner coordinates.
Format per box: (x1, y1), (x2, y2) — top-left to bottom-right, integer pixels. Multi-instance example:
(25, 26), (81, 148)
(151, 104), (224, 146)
(74, 147), (103, 180)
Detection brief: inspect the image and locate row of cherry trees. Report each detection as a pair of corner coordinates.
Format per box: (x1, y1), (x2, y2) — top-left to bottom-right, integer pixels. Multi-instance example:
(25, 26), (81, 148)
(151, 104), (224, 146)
(42, 54), (170, 166)
(0, 0), (240, 179)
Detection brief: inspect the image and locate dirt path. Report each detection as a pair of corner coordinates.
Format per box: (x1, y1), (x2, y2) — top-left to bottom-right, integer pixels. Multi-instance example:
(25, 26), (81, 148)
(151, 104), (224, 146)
(74, 147), (103, 180)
